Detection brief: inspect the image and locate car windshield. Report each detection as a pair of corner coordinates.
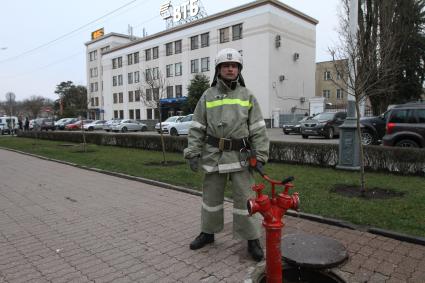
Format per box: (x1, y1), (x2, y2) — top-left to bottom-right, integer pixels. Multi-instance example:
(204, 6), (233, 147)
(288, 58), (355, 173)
(164, 116), (180, 122)
(314, 113), (335, 120)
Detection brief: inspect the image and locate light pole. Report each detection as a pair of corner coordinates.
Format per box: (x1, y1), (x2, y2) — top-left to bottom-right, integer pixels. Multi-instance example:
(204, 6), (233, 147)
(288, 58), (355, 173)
(336, 0), (360, 170)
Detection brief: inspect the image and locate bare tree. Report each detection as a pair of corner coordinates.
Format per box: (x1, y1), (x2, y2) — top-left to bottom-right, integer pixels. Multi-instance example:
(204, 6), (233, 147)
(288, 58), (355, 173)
(138, 69), (169, 163)
(329, 0), (401, 195)
(22, 96), (45, 118)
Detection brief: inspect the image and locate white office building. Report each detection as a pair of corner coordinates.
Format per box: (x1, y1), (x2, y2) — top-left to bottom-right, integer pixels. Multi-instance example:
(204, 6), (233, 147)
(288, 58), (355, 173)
(85, 0), (317, 127)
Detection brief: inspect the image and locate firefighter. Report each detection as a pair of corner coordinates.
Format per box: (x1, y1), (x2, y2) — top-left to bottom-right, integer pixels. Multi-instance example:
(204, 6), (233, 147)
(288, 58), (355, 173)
(184, 48), (269, 261)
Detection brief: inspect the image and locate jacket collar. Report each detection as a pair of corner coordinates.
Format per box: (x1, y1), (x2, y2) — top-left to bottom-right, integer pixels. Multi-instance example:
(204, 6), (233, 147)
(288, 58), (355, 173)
(217, 78), (239, 93)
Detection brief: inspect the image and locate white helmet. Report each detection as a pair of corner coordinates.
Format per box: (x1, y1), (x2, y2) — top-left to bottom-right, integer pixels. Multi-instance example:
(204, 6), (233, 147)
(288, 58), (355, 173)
(215, 48), (243, 69)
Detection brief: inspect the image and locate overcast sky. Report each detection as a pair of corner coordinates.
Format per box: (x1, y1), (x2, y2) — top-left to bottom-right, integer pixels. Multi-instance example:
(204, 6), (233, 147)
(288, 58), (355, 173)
(0, 0), (341, 101)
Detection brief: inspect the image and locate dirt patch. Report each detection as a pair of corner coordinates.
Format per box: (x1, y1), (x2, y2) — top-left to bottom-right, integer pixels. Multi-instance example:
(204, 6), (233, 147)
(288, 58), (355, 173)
(144, 161), (186, 166)
(330, 184), (405, 200)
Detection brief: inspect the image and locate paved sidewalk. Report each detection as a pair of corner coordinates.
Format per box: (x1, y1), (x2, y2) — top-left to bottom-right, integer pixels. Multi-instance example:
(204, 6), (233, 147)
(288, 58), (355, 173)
(0, 149), (424, 283)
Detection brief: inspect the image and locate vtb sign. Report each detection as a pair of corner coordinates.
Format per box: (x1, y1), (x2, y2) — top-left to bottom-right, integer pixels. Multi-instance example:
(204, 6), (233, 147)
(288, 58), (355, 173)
(160, 0), (200, 22)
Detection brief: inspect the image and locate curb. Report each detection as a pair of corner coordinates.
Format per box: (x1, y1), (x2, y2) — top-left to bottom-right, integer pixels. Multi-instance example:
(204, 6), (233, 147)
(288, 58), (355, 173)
(2, 146), (424, 246)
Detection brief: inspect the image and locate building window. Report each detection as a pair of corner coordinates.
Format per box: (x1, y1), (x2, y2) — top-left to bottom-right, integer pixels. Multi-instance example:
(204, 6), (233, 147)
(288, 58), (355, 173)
(127, 54), (133, 65)
(114, 110), (118, 118)
(134, 52), (139, 63)
(201, 57), (209, 72)
(152, 46), (159, 59)
(113, 93), (118, 104)
(95, 97), (99, 106)
(128, 91), (134, 102)
(146, 88), (152, 101)
(118, 57), (122, 68)
(136, 109), (140, 120)
(113, 76), (117, 86)
(134, 71), (140, 83)
(147, 109), (152, 120)
(337, 89), (343, 99)
(175, 85), (182, 98)
(152, 67), (159, 80)
(220, 27), (230, 43)
(112, 58), (118, 69)
(90, 67), (98, 78)
(166, 64), (173, 77)
(91, 97), (94, 106)
(201, 32), (209, 47)
(119, 92), (123, 103)
(175, 62), (182, 76)
(324, 71), (331, 81)
(191, 59), (199, 73)
(145, 49), (151, 61)
(118, 74), (123, 85)
(167, 86), (173, 98)
(175, 40), (182, 54)
(153, 88), (159, 101)
(100, 46), (110, 53)
(166, 42), (173, 56)
(89, 50), (97, 61)
(135, 90), (141, 101)
(232, 24), (243, 40)
(128, 73), (133, 84)
(323, 90), (330, 99)
(190, 35), (199, 50)
(119, 110), (124, 119)
(145, 69), (152, 81)
(129, 109), (134, 119)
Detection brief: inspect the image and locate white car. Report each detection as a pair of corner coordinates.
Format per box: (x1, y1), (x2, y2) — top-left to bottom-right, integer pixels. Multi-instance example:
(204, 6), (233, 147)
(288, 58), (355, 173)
(155, 116), (184, 134)
(103, 119), (122, 132)
(111, 119), (148, 132)
(83, 120), (106, 131)
(168, 114), (193, 136)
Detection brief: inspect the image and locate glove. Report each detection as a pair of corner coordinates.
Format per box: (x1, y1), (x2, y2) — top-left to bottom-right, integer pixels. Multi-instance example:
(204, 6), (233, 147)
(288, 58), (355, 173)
(255, 160), (265, 175)
(188, 157), (199, 172)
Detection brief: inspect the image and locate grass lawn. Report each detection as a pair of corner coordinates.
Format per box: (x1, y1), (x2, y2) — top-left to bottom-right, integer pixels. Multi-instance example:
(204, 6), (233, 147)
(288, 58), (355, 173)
(1, 136), (424, 238)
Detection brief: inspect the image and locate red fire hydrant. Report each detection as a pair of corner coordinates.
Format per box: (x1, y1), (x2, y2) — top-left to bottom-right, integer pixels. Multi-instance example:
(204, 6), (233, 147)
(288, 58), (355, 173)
(247, 174), (299, 283)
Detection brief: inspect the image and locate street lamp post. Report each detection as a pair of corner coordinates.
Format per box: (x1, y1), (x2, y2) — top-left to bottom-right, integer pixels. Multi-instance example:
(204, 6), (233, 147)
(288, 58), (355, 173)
(5, 92), (16, 136)
(337, 0), (360, 170)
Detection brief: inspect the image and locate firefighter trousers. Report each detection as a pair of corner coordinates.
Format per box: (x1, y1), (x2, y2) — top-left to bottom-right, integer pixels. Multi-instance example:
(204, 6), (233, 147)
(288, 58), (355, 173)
(201, 169), (261, 240)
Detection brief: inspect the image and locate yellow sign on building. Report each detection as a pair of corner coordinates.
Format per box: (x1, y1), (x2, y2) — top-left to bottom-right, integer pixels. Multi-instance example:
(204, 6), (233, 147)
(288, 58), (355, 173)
(91, 28), (104, 40)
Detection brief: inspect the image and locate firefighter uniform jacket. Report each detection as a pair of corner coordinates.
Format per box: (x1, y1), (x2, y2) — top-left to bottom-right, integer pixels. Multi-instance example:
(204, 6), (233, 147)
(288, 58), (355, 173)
(184, 79), (269, 173)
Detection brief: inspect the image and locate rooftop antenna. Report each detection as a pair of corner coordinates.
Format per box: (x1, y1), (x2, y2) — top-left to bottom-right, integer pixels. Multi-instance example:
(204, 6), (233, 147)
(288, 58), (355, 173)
(128, 24), (134, 40)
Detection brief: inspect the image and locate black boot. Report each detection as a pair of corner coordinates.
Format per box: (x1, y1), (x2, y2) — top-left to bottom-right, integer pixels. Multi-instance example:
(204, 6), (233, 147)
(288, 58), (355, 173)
(190, 232), (214, 250)
(248, 239), (264, 262)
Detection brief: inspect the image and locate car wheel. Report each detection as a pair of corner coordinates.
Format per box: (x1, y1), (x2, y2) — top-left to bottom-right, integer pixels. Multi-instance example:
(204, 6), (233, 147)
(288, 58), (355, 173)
(302, 135), (308, 139)
(283, 131), (289, 135)
(326, 128), (334, 139)
(395, 139), (419, 148)
(121, 127), (128, 133)
(141, 126), (147, 132)
(361, 130), (375, 145)
(88, 127), (94, 131)
(170, 128), (179, 136)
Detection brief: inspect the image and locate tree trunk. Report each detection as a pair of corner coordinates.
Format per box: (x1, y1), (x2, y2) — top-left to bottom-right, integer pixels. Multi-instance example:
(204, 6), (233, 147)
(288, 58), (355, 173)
(355, 97), (366, 197)
(158, 104), (167, 164)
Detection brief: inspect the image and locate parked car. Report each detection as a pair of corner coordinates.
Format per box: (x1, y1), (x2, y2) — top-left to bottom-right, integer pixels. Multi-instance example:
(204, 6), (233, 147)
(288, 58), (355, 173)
(83, 120), (106, 131)
(65, 120), (93, 130)
(0, 116), (19, 135)
(155, 116), (184, 134)
(55, 118), (77, 130)
(282, 116), (311, 135)
(103, 119), (122, 132)
(168, 114), (193, 136)
(382, 102), (425, 148)
(111, 119), (148, 132)
(360, 111), (391, 145)
(34, 118), (55, 131)
(300, 111), (347, 139)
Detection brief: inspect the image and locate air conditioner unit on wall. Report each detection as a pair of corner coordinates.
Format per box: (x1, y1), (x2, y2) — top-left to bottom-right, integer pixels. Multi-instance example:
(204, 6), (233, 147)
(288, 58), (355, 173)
(279, 75), (285, 82)
(293, 53), (300, 61)
(300, 97), (306, 103)
(275, 35), (281, 48)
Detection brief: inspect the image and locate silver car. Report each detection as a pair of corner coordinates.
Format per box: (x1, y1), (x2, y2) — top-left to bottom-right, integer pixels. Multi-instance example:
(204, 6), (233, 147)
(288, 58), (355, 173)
(111, 119), (148, 132)
(83, 120), (107, 131)
(103, 119), (122, 132)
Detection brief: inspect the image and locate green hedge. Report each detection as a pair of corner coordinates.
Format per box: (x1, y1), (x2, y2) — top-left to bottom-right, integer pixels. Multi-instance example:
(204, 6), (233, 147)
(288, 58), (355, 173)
(17, 131), (425, 176)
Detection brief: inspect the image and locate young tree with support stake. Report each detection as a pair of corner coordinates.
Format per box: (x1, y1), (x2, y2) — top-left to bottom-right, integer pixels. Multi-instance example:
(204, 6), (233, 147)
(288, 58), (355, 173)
(329, 0), (401, 196)
(138, 69), (169, 164)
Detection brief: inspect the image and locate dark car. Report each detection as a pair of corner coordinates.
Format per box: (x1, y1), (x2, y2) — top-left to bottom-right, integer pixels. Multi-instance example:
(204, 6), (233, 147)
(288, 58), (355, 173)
(360, 110), (391, 145)
(282, 116), (311, 135)
(382, 102), (425, 148)
(300, 111), (347, 139)
(34, 118), (55, 131)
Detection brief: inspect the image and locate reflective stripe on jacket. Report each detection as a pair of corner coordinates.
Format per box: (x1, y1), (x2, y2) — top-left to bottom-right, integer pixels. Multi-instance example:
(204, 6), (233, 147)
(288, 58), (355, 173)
(184, 79), (269, 173)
